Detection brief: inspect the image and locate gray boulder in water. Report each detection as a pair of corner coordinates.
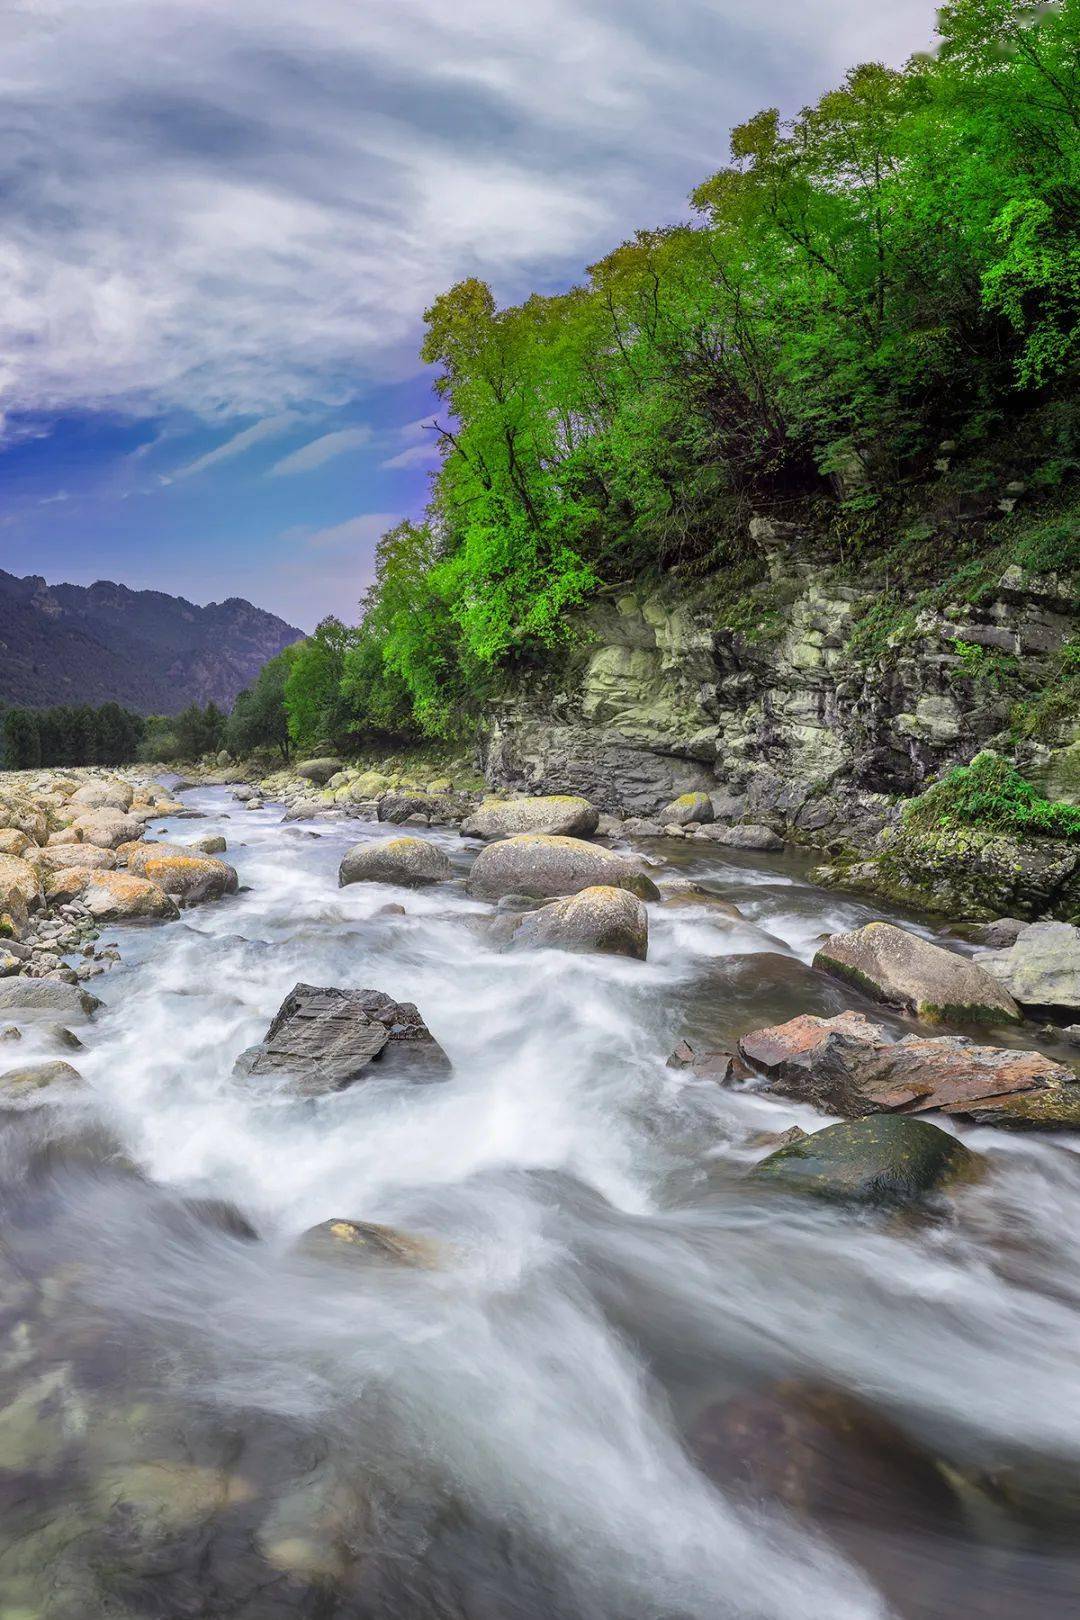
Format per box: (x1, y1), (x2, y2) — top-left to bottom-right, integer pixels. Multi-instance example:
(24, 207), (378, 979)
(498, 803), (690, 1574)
(980, 919), (1080, 1017)
(467, 834), (659, 902)
(339, 836), (453, 888)
(0, 980), (102, 1019)
(499, 885), (648, 960)
(234, 982), (452, 1095)
(462, 795), (599, 840)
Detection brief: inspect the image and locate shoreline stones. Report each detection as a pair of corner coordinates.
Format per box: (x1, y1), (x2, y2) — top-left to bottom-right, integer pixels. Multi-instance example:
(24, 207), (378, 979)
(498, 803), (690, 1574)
(44, 867), (181, 922)
(0, 980), (102, 1019)
(339, 837), (453, 888)
(980, 920), (1080, 1018)
(813, 921), (1021, 1025)
(737, 1010), (1080, 1129)
(235, 982), (452, 1095)
(118, 841), (239, 902)
(467, 834), (660, 902)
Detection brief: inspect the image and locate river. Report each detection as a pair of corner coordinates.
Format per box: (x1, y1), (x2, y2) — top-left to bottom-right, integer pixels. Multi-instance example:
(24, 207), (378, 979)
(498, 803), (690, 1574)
(2, 784), (1079, 1619)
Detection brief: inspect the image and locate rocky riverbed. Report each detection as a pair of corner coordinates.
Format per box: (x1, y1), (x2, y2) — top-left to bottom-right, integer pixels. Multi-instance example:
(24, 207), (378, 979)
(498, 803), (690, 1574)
(2, 770), (1080, 1618)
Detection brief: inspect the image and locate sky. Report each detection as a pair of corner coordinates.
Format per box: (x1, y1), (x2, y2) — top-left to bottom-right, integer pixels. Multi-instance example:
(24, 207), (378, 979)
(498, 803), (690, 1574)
(1, 0), (939, 632)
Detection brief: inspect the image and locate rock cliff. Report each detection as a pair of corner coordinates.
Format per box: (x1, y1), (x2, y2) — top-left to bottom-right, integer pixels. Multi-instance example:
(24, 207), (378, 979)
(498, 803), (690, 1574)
(480, 522), (1079, 858)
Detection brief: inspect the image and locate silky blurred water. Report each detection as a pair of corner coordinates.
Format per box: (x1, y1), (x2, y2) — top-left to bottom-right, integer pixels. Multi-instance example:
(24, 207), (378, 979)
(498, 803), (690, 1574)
(2, 787), (1079, 1619)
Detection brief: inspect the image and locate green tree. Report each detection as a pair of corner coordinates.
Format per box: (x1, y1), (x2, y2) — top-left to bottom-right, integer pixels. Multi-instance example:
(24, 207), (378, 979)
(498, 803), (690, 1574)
(226, 651), (294, 759)
(3, 709), (42, 769)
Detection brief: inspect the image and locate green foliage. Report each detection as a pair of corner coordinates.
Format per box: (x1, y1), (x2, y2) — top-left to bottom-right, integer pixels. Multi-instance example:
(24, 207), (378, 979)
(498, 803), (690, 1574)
(2, 703), (145, 769)
(138, 704), (225, 763)
(226, 650), (294, 760)
(296, 0), (1080, 740)
(904, 750), (1080, 841)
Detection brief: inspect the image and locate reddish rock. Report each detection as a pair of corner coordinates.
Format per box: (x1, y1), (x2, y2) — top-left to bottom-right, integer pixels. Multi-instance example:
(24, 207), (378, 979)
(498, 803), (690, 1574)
(737, 1010), (1080, 1128)
(666, 1039), (737, 1084)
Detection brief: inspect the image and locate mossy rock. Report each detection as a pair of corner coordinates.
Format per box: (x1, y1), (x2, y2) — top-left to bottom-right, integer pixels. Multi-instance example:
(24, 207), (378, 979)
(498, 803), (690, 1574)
(752, 1115), (981, 1207)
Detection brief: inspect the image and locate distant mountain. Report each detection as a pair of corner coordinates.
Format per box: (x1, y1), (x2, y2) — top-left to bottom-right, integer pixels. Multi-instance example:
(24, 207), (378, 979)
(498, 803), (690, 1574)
(0, 570), (303, 713)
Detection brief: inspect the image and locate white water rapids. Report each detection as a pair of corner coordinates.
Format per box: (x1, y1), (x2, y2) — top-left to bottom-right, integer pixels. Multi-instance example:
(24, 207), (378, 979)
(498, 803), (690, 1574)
(3, 786), (1080, 1619)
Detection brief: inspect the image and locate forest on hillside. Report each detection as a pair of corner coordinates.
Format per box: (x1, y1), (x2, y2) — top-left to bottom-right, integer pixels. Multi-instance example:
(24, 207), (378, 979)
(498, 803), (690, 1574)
(263, 0), (1074, 756)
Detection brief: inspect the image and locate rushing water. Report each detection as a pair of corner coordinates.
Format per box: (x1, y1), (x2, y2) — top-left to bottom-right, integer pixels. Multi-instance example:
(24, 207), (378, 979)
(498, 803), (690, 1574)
(2, 786), (1080, 1619)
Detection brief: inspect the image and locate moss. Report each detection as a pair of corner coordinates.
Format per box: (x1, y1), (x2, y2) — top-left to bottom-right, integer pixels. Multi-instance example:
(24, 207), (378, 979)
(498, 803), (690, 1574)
(903, 752), (1080, 844)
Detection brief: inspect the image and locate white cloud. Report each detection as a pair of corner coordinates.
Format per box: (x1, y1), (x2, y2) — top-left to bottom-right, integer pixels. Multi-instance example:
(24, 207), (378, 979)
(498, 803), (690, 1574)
(270, 426), (372, 476)
(381, 415), (442, 470)
(170, 412), (299, 480)
(0, 0), (939, 424)
(291, 512), (400, 550)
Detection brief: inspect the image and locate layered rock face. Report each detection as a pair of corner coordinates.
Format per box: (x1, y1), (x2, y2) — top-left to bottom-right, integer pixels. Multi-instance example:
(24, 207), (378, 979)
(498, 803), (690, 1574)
(479, 538), (1078, 845)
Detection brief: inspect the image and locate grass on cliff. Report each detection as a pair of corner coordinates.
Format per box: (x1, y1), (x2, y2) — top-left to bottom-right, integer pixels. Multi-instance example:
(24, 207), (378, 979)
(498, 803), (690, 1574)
(903, 752), (1080, 844)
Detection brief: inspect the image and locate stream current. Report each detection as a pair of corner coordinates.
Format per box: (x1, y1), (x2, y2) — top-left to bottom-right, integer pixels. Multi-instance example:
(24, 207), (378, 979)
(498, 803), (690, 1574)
(2, 785), (1080, 1619)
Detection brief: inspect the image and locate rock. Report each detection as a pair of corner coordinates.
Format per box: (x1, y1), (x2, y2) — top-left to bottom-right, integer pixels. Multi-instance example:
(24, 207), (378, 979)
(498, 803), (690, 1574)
(0, 1024), (20, 1041)
(0, 790), (48, 844)
(699, 823), (784, 851)
(856, 821), (1080, 923)
(45, 1024), (83, 1050)
(0, 980), (101, 1019)
(0, 1060), (85, 1101)
(620, 817), (664, 837)
(234, 982), (452, 1094)
(0, 829), (34, 859)
(72, 811), (145, 849)
(119, 841), (238, 902)
(658, 881), (744, 918)
(981, 920), (1080, 1017)
(688, 1380), (962, 1608)
(339, 837), (453, 888)
(44, 867), (180, 922)
(738, 1010), (1080, 1128)
(666, 1039), (736, 1083)
(294, 757), (344, 784)
(462, 795), (600, 840)
(47, 827), (80, 846)
(747, 1124), (808, 1149)
(499, 886), (648, 960)
(376, 902), (407, 917)
(189, 834), (227, 855)
(658, 791), (714, 827)
(296, 1219), (440, 1267)
(0, 853), (43, 910)
(36, 845), (117, 872)
(69, 780), (134, 812)
(232, 784), (257, 802)
(752, 1115), (981, 1206)
(949, 917), (1026, 948)
(467, 834), (660, 902)
(813, 921), (1021, 1025)
(376, 789), (469, 825)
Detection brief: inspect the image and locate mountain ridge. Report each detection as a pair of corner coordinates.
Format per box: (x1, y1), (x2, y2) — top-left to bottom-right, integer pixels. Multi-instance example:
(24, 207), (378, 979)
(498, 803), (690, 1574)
(0, 568), (303, 713)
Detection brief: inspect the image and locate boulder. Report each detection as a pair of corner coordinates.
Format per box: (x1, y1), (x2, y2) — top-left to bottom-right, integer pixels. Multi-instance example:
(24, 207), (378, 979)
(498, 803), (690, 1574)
(981, 920), (1080, 1017)
(339, 837), (453, 888)
(295, 757), (344, 784)
(752, 1115), (980, 1206)
(36, 845), (117, 872)
(467, 835), (660, 902)
(0, 980), (101, 1019)
(44, 867), (180, 922)
(666, 1039), (736, 1083)
(688, 1381), (962, 1610)
(738, 1010), (1080, 1128)
(0, 829), (34, 859)
(376, 789), (471, 825)
(119, 841), (238, 902)
(0, 790), (48, 845)
(950, 917), (1026, 948)
(0, 854), (43, 910)
(188, 834), (227, 855)
(0, 1060), (85, 1101)
(296, 1218), (440, 1268)
(462, 795), (599, 840)
(658, 791), (713, 827)
(813, 921), (1021, 1025)
(234, 982), (452, 1095)
(699, 823), (783, 851)
(621, 817), (664, 837)
(73, 811), (145, 849)
(69, 780), (134, 812)
(499, 886), (648, 960)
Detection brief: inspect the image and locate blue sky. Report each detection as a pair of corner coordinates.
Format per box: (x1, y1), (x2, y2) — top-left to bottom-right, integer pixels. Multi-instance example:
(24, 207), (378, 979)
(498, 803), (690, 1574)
(0, 0), (938, 631)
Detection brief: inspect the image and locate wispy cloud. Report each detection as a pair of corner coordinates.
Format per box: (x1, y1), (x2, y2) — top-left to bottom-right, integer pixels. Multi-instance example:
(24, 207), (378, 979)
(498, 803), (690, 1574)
(0, 1), (937, 425)
(169, 412), (299, 480)
(294, 512), (399, 550)
(270, 426), (371, 476)
(381, 416), (441, 471)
